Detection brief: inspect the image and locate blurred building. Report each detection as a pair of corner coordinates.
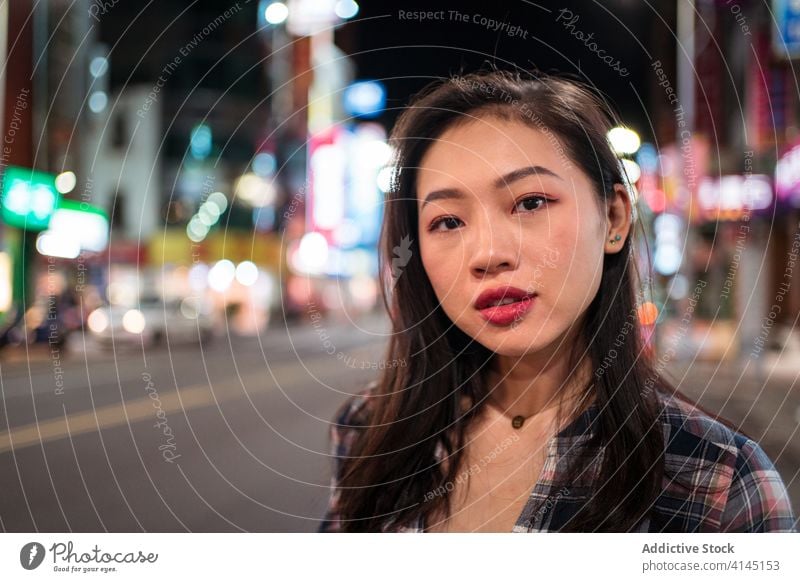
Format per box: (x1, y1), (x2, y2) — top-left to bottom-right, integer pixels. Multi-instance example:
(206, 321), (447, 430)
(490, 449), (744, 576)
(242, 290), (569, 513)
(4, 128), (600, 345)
(0, 0), (35, 327)
(90, 1), (283, 332)
(89, 0), (382, 332)
(642, 0), (800, 362)
(1, 0), (398, 338)
(1, 0), (109, 337)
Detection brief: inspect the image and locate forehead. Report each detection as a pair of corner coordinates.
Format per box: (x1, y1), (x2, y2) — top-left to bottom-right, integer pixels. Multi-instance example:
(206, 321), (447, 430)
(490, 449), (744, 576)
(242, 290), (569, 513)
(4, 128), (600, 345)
(417, 114), (573, 185)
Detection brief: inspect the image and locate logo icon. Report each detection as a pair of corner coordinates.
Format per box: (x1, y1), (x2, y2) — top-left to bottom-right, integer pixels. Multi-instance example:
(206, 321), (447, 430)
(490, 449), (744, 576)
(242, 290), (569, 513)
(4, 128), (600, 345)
(391, 235), (413, 288)
(20, 542), (45, 570)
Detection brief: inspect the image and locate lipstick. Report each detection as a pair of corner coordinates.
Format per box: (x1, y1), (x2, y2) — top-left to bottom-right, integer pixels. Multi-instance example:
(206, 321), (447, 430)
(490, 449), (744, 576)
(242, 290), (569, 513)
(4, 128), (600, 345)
(474, 286), (536, 326)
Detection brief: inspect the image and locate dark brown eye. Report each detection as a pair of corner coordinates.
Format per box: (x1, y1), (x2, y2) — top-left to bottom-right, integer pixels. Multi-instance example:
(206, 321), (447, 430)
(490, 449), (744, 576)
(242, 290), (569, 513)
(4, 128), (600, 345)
(429, 216), (462, 232)
(515, 196), (547, 212)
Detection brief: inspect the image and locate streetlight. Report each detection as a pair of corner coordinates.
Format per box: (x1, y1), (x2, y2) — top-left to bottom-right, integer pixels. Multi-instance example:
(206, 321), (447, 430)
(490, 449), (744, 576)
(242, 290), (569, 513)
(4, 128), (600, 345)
(607, 126), (641, 156)
(54, 171), (77, 194)
(264, 2), (289, 25)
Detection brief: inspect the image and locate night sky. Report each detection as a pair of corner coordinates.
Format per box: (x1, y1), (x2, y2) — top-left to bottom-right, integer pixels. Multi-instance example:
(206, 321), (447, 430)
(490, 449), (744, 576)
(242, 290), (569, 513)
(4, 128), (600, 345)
(344, 0), (673, 138)
(100, 0), (675, 140)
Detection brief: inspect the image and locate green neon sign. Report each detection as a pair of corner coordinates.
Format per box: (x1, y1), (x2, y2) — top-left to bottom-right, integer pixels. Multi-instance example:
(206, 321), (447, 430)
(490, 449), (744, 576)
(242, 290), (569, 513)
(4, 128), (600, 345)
(0, 166), (59, 231)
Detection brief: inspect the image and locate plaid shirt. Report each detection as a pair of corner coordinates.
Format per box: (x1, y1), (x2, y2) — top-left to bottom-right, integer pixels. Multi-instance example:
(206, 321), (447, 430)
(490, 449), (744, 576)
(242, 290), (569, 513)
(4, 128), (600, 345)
(319, 384), (797, 533)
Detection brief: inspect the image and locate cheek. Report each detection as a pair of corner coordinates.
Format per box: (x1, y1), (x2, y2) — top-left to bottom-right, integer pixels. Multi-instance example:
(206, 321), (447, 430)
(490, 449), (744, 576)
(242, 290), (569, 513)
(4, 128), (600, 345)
(560, 243), (604, 309)
(420, 241), (447, 296)
(535, 229), (603, 306)
(420, 240), (466, 304)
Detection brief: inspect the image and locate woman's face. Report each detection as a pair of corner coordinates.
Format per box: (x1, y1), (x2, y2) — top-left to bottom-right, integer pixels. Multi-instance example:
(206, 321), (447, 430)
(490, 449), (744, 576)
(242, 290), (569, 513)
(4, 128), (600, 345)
(416, 113), (613, 357)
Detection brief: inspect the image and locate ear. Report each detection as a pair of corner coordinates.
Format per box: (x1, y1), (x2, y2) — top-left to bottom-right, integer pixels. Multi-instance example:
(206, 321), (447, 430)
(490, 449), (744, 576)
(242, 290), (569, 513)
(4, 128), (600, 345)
(604, 183), (632, 254)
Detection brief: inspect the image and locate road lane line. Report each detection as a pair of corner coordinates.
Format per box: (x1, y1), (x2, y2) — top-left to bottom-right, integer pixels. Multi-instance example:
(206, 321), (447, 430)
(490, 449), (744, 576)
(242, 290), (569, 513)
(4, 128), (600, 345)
(0, 345), (380, 454)
(0, 385), (217, 454)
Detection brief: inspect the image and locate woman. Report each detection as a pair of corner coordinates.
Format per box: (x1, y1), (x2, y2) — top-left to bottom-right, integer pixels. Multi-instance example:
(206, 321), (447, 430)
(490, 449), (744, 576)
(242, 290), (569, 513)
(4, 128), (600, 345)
(318, 69), (796, 533)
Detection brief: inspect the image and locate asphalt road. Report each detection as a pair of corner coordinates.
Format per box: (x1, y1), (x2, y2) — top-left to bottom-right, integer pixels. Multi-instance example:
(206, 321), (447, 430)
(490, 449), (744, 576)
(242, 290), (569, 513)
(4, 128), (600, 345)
(0, 311), (391, 532)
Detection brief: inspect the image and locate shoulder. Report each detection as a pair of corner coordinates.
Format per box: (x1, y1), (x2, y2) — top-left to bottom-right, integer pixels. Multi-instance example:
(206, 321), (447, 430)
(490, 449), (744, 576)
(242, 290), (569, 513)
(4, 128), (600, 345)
(654, 392), (796, 532)
(658, 391), (745, 456)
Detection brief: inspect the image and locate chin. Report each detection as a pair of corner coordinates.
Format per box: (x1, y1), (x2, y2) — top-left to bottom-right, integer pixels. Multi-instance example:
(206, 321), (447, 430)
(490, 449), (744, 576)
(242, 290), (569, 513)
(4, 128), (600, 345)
(479, 338), (548, 357)
(456, 317), (554, 356)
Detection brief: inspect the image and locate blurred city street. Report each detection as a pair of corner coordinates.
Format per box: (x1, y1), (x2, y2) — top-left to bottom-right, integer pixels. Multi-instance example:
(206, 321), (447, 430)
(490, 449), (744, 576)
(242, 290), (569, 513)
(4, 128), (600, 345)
(0, 0), (799, 538)
(0, 312), (388, 532)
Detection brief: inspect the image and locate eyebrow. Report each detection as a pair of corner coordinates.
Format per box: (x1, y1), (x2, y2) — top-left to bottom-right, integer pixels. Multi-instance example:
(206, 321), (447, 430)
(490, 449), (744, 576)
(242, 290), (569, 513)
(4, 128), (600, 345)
(420, 165), (563, 209)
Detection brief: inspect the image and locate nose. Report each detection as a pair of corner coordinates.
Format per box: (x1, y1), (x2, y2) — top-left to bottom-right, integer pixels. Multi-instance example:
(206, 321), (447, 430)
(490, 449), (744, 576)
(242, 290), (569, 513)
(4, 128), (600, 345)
(468, 218), (520, 278)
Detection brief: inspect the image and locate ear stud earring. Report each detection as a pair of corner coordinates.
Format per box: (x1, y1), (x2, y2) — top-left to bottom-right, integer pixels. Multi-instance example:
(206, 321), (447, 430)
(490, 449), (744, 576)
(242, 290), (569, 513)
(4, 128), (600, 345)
(609, 234), (622, 245)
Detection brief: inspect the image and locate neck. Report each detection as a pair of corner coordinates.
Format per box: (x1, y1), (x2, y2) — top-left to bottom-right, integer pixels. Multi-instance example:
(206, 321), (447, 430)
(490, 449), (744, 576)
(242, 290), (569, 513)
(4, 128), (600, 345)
(487, 338), (592, 421)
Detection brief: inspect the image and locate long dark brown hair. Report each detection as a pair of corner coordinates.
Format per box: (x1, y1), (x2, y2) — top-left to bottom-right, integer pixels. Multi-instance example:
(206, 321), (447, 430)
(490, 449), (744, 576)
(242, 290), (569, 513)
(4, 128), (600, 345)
(335, 69), (678, 532)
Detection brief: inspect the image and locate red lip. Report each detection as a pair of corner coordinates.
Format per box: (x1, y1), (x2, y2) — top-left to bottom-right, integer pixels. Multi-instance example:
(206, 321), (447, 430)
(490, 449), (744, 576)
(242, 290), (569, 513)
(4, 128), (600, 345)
(474, 286), (534, 310)
(474, 286), (536, 326)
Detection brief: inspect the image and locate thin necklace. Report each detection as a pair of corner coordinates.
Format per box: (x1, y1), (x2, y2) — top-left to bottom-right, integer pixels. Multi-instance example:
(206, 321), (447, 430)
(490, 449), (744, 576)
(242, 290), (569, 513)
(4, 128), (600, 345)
(485, 398), (538, 429)
(485, 387), (593, 430)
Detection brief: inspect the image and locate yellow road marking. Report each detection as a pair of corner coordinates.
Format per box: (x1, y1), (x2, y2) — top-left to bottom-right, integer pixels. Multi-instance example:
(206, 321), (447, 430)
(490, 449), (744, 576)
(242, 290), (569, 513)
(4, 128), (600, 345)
(0, 385), (216, 453)
(0, 346), (377, 454)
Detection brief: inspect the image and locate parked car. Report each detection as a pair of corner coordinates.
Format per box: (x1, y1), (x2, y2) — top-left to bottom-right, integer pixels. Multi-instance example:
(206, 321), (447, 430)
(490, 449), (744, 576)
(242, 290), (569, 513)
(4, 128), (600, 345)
(87, 297), (214, 348)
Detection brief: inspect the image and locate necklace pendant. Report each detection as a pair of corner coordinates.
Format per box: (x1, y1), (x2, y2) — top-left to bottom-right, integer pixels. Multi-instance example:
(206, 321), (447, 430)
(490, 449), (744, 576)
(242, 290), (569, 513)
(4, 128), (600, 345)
(511, 415), (525, 429)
